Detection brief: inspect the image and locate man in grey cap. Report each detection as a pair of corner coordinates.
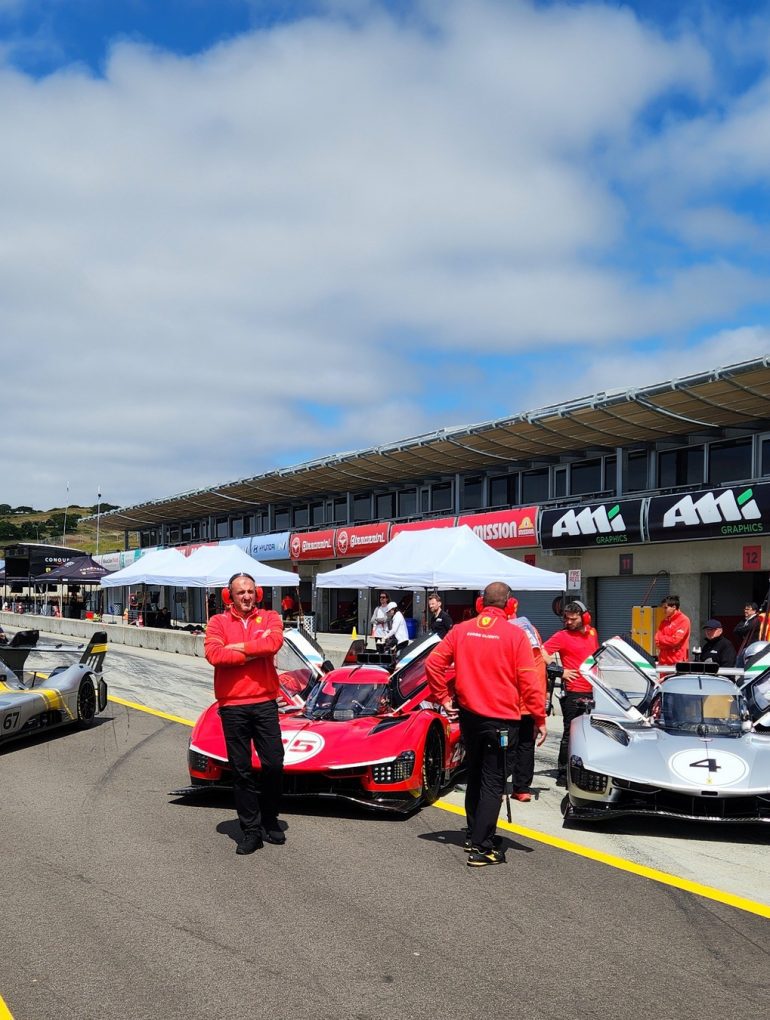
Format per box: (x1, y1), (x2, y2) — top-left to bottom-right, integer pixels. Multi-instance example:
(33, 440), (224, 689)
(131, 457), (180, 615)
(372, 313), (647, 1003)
(697, 620), (737, 668)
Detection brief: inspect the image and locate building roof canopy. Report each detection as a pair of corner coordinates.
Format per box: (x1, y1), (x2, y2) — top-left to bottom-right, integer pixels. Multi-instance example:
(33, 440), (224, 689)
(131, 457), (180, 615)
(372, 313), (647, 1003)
(94, 359), (770, 531)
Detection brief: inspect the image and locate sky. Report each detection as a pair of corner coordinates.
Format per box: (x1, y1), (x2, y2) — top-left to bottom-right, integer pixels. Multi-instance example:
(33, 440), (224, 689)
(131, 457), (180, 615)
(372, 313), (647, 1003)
(2, 0), (770, 511)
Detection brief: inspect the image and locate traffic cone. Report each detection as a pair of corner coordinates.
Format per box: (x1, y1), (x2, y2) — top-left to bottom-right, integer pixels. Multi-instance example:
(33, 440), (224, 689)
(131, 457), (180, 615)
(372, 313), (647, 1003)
(352, 626), (358, 640)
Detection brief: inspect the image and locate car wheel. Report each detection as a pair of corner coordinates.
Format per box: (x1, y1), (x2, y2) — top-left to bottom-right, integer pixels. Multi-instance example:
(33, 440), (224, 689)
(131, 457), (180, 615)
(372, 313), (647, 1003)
(420, 725), (444, 805)
(76, 676), (97, 727)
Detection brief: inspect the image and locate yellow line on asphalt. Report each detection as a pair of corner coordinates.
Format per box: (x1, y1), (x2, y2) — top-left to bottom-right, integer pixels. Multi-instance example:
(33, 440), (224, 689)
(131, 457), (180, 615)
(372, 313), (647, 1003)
(108, 695), (195, 727)
(434, 799), (770, 920)
(0, 992), (14, 1019)
(104, 698), (770, 921)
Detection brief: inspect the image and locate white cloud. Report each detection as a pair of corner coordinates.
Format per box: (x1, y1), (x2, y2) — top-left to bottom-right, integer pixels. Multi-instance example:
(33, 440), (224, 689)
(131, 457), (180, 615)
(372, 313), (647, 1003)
(0, 0), (766, 510)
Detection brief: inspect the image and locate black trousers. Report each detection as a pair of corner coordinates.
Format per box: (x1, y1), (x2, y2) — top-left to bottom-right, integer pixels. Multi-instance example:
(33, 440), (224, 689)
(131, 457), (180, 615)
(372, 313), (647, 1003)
(219, 701), (284, 834)
(512, 714), (535, 793)
(558, 691), (589, 771)
(459, 707), (520, 851)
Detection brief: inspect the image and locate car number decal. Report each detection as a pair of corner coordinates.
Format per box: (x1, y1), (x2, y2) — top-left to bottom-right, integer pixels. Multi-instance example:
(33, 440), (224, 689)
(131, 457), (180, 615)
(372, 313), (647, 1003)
(281, 730), (325, 764)
(2, 711), (21, 732)
(668, 748), (749, 787)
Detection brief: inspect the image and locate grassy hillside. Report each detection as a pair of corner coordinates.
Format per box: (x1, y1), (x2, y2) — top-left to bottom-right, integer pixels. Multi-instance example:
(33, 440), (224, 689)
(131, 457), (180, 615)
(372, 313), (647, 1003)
(0, 506), (137, 556)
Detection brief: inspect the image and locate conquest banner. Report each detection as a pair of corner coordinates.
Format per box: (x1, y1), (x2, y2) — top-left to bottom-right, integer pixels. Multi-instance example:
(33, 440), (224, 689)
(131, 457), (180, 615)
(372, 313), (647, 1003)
(648, 483), (770, 542)
(540, 499), (644, 550)
(457, 507), (538, 549)
(334, 522), (390, 558)
(289, 529), (336, 561)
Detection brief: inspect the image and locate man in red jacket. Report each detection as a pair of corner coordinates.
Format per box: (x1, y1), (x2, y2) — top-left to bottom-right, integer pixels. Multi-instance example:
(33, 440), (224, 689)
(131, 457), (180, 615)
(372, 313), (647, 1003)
(426, 582), (547, 868)
(542, 601), (600, 786)
(204, 573), (285, 855)
(654, 595), (691, 668)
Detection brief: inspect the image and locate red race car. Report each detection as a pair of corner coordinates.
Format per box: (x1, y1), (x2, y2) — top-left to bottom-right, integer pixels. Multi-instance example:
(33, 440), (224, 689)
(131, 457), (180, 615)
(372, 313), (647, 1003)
(182, 632), (464, 814)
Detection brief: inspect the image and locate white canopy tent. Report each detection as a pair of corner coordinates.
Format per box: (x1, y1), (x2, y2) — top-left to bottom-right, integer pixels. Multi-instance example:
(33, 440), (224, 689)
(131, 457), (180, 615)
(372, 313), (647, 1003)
(315, 526), (565, 591)
(99, 548), (190, 588)
(171, 544), (298, 588)
(100, 544), (298, 589)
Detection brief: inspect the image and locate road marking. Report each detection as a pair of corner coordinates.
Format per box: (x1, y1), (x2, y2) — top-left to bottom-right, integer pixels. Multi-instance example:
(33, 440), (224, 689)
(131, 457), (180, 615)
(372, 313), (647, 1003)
(0, 992), (14, 1019)
(105, 698), (770, 921)
(434, 799), (770, 920)
(108, 695), (195, 727)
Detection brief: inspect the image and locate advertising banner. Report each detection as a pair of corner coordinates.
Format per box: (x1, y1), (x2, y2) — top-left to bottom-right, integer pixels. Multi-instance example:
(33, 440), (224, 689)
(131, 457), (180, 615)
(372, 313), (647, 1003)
(334, 522), (389, 558)
(248, 532), (290, 561)
(457, 507), (538, 548)
(647, 483), (770, 543)
(390, 517), (456, 537)
(289, 529), (336, 561)
(540, 499), (644, 550)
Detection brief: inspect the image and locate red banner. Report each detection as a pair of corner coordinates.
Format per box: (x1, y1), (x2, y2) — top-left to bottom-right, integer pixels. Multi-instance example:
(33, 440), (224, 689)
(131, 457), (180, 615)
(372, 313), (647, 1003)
(335, 523), (390, 558)
(390, 517), (456, 538)
(289, 529), (336, 561)
(457, 507), (538, 548)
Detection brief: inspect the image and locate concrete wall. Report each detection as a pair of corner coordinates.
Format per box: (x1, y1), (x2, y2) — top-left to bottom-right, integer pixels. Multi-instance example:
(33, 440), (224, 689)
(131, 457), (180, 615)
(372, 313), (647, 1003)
(0, 611), (354, 666)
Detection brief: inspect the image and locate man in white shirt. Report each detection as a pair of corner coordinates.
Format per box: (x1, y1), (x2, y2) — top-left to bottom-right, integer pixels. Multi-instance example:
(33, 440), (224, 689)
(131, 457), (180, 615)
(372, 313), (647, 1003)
(383, 601), (409, 653)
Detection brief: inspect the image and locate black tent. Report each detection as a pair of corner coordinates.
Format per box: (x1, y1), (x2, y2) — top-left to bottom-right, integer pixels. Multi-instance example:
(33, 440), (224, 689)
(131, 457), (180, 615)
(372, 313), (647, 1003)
(33, 555), (111, 584)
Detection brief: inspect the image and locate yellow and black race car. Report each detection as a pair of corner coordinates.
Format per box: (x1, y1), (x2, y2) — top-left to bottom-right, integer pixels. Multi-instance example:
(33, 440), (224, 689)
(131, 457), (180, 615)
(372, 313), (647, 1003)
(0, 630), (108, 745)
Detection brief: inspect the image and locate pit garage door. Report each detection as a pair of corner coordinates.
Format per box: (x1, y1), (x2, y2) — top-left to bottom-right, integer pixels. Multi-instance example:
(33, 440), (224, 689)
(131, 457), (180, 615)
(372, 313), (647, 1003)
(595, 575), (670, 642)
(515, 592), (562, 642)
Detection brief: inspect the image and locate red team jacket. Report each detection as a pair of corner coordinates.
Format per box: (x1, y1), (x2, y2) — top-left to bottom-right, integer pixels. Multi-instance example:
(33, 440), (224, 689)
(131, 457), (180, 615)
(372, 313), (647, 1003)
(425, 605), (546, 727)
(654, 609), (691, 665)
(204, 606), (284, 706)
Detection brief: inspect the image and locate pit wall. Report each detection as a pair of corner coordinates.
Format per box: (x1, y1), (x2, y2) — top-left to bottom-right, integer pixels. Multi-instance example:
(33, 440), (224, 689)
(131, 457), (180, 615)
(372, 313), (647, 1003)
(0, 611), (353, 666)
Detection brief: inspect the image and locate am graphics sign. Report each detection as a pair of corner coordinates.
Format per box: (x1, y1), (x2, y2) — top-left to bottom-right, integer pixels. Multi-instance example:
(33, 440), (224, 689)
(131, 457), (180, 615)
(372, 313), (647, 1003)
(540, 499), (644, 550)
(648, 484), (770, 542)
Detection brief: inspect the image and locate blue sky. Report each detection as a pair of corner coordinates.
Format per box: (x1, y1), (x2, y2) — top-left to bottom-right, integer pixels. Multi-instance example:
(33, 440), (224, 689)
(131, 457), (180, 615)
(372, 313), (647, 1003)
(1, 0), (770, 509)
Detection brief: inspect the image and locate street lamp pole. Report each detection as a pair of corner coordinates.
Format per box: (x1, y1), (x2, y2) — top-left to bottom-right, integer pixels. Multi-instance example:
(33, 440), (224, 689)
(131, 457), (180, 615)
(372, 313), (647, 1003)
(62, 481), (70, 545)
(96, 487), (102, 556)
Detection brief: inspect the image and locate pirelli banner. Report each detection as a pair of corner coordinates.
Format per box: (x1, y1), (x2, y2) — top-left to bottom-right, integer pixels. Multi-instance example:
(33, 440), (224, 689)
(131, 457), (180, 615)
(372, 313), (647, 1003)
(540, 499), (644, 550)
(648, 483), (770, 543)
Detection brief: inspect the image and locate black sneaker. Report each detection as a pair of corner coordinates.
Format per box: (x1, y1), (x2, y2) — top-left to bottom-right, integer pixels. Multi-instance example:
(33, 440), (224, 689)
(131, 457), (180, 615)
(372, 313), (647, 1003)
(262, 821), (286, 845)
(236, 831), (264, 855)
(463, 834), (502, 853)
(466, 847), (506, 867)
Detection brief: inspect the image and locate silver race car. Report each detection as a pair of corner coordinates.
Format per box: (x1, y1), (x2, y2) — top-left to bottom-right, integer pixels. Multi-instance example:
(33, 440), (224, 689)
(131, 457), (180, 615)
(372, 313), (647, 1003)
(564, 636), (770, 825)
(0, 630), (108, 745)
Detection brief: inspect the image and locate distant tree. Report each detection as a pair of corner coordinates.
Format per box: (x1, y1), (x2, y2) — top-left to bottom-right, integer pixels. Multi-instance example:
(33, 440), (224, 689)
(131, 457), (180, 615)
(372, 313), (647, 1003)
(45, 513), (80, 533)
(12, 505), (36, 514)
(0, 504), (11, 514)
(88, 502), (119, 513)
(0, 522), (20, 539)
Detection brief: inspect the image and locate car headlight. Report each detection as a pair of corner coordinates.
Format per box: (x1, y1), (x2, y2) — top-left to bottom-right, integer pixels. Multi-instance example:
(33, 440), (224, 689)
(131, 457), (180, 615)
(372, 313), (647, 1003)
(569, 755), (609, 793)
(371, 751), (416, 784)
(188, 748), (211, 773)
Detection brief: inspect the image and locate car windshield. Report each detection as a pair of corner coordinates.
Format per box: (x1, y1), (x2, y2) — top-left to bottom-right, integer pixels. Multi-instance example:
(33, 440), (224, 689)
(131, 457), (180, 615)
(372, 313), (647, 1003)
(655, 691), (745, 736)
(304, 675), (390, 720)
(275, 641), (317, 701)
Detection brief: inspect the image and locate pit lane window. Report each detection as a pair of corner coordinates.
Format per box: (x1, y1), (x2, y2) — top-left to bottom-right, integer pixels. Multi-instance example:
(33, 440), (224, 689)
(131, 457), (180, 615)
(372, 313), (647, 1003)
(304, 676), (390, 720)
(588, 644), (654, 711)
(655, 691), (745, 737)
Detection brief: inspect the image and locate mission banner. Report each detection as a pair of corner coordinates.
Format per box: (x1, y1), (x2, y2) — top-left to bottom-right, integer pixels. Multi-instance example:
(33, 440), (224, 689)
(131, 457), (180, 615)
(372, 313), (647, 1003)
(540, 499), (644, 550)
(647, 483), (770, 542)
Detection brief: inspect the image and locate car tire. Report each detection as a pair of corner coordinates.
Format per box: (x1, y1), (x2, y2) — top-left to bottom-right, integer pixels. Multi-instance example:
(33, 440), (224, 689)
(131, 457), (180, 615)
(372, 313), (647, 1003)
(76, 676), (97, 728)
(420, 725), (444, 805)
